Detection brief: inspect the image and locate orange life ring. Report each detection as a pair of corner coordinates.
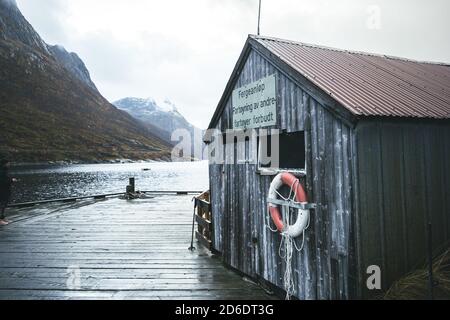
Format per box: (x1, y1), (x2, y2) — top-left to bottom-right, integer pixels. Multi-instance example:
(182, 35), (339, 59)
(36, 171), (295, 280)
(268, 172), (309, 236)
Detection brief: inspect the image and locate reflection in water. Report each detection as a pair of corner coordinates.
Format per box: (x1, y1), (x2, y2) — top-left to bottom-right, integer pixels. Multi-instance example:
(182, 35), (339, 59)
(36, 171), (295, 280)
(10, 161), (209, 203)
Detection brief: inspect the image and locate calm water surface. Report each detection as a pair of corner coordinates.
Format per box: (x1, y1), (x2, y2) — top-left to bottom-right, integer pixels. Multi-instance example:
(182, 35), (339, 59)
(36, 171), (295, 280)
(9, 161), (209, 203)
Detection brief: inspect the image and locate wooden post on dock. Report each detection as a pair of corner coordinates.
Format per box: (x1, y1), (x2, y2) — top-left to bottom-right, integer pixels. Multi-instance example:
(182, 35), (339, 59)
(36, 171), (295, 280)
(126, 178), (135, 194)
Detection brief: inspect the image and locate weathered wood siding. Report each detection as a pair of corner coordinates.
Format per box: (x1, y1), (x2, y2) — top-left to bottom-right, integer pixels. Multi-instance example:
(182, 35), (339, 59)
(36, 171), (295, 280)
(355, 119), (450, 298)
(209, 49), (354, 299)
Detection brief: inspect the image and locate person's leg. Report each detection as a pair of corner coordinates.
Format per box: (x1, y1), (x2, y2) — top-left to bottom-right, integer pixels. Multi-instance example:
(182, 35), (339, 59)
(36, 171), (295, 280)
(0, 202), (5, 218)
(0, 201), (9, 225)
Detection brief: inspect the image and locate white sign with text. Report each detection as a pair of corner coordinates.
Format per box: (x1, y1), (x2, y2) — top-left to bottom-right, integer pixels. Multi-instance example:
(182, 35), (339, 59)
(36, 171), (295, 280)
(232, 75), (277, 130)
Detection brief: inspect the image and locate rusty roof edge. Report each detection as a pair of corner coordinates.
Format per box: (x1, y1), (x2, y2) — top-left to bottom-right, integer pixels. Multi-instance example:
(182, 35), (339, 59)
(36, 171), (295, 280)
(357, 115), (450, 124)
(249, 34), (450, 67)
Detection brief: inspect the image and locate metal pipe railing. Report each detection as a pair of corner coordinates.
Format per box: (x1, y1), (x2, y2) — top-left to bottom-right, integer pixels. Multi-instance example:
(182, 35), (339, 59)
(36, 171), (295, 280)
(8, 190), (203, 209)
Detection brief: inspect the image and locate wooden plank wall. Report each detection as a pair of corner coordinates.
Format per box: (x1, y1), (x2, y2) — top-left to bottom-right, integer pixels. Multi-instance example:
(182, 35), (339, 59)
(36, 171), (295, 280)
(208, 49), (354, 299)
(355, 120), (450, 298)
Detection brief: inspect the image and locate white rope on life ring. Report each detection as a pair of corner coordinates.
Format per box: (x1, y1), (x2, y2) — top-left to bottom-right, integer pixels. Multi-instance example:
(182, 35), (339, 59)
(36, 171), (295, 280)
(267, 172), (310, 238)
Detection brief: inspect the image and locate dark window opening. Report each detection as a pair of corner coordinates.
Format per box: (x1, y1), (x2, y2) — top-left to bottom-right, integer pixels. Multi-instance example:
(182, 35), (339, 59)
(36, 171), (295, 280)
(258, 131), (305, 170)
(233, 136), (238, 164)
(245, 136), (250, 161)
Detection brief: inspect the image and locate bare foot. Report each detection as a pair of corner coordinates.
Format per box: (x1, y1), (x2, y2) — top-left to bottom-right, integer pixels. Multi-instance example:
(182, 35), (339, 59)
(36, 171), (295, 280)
(0, 220), (9, 226)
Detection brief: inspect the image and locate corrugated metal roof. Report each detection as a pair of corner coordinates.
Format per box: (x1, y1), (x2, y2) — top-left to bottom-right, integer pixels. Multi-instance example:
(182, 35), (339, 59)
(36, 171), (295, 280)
(252, 35), (450, 119)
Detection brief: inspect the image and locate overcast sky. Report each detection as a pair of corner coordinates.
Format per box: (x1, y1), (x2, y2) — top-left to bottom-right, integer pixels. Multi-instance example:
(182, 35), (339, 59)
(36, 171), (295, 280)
(16, 0), (450, 129)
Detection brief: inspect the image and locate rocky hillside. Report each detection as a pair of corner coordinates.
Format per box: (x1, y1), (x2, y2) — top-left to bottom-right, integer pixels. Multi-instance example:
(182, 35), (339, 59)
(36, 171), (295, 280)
(0, 0), (172, 162)
(48, 44), (98, 91)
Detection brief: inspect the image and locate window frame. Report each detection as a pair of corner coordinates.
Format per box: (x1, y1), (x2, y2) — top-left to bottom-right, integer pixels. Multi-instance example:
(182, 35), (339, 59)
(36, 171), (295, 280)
(256, 130), (307, 176)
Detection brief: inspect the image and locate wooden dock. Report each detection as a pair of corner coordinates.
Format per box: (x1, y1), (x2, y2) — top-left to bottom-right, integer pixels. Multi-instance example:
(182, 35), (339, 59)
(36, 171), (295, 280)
(0, 195), (275, 300)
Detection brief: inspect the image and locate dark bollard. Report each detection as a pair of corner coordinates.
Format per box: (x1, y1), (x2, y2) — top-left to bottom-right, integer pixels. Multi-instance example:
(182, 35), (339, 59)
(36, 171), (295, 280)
(126, 178), (137, 199)
(126, 185), (133, 194)
(128, 178), (135, 193)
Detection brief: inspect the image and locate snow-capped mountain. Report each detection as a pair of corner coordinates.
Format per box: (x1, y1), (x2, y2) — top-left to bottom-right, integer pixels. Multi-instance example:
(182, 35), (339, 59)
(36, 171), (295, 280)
(114, 97), (205, 159)
(114, 97), (197, 140)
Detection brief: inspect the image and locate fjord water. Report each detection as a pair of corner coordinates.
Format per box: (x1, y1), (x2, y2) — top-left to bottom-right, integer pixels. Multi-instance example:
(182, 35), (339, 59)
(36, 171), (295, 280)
(9, 161), (209, 203)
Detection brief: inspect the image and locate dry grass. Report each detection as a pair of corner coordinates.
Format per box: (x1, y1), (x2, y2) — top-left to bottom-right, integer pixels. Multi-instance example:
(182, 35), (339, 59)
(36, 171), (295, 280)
(383, 249), (450, 300)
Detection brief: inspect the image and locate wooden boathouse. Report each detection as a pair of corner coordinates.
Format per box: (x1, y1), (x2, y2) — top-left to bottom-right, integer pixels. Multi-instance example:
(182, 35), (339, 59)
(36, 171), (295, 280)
(205, 35), (450, 299)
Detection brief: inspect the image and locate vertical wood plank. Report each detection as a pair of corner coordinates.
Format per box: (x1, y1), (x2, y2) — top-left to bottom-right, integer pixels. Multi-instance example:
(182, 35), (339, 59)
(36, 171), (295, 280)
(356, 121), (383, 298)
(379, 123), (408, 285)
(402, 124), (427, 268)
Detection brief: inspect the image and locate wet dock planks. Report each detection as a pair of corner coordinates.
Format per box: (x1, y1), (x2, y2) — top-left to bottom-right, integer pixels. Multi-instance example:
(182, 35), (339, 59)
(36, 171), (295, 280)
(0, 195), (275, 300)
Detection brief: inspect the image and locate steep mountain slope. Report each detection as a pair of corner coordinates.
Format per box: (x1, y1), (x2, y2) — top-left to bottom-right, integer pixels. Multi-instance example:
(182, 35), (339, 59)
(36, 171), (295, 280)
(0, 0), (48, 53)
(48, 44), (98, 91)
(0, 0), (172, 162)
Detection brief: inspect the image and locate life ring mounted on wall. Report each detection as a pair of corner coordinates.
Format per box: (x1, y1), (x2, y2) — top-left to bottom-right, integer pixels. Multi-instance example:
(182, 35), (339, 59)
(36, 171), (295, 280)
(267, 172), (316, 300)
(267, 172), (312, 238)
